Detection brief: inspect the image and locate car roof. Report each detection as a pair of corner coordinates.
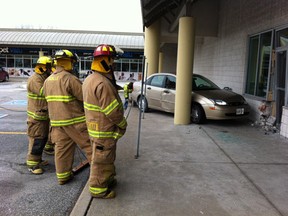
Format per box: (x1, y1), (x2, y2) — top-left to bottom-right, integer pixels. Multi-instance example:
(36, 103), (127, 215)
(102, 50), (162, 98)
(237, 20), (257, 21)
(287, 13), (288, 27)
(149, 73), (200, 77)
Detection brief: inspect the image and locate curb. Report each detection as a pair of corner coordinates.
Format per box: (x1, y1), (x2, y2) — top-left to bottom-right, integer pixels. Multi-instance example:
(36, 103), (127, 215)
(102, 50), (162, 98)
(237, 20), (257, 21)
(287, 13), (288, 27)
(70, 181), (92, 216)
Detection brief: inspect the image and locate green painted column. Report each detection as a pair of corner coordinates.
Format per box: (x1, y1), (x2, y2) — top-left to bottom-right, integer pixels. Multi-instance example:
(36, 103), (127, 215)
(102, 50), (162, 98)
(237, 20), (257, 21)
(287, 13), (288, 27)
(174, 17), (195, 125)
(144, 20), (160, 76)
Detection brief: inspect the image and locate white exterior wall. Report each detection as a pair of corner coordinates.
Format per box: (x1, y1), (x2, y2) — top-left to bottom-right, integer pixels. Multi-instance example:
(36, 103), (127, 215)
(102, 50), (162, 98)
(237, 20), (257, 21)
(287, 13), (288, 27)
(194, 0), (288, 121)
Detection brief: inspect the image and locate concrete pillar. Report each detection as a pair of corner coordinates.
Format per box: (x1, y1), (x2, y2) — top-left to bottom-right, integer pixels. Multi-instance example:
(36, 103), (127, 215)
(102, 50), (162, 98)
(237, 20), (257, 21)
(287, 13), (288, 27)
(39, 51), (44, 57)
(174, 17), (195, 125)
(144, 20), (160, 77)
(158, 51), (164, 73)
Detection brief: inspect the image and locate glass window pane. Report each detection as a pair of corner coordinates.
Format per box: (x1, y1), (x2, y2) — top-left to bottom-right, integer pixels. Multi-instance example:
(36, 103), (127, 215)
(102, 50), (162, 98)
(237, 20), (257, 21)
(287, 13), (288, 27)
(276, 28), (288, 47)
(277, 51), (286, 89)
(15, 58), (23, 67)
(139, 62), (143, 72)
(7, 58), (14, 67)
(122, 63), (129, 72)
(114, 61), (121, 71)
(32, 57), (38, 67)
(24, 58), (31, 68)
(150, 75), (165, 87)
(245, 36), (259, 95)
(130, 63), (138, 72)
(0, 57), (6, 67)
(256, 31), (272, 97)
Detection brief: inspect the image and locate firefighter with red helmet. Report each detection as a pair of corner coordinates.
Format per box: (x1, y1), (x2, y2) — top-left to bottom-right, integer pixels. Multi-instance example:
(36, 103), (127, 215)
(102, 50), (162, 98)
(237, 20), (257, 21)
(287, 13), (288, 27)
(26, 56), (53, 174)
(43, 49), (92, 185)
(83, 44), (127, 198)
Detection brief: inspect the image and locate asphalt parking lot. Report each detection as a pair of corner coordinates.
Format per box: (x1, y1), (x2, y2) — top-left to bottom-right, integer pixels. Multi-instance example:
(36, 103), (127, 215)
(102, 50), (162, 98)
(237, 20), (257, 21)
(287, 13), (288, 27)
(0, 80), (89, 216)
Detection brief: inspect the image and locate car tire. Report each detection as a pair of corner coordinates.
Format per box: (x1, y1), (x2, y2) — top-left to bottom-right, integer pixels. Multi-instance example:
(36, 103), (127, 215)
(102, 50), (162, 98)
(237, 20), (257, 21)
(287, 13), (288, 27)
(191, 104), (206, 124)
(4, 75), (9, 82)
(137, 96), (148, 112)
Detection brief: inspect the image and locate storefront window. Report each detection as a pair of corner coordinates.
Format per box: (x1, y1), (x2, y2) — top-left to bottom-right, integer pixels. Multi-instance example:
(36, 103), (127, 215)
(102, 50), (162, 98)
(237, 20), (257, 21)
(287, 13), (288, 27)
(32, 57), (38, 67)
(139, 62), (143, 72)
(122, 59), (129, 72)
(245, 31), (272, 97)
(130, 63), (138, 72)
(7, 58), (14, 67)
(114, 61), (121, 71)
(15, 58), (23, 67)
(0, 57), (6, 67)
(24, 58), (31, 68)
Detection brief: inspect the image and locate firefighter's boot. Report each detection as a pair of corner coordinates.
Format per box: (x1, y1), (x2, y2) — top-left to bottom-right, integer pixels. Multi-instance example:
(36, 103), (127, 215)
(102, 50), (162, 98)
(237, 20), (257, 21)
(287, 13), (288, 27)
(91, 190), (116, 199)
(43, 143), (55, 155)
(28, 165), (43, 175)
(58, 174), (74, 185)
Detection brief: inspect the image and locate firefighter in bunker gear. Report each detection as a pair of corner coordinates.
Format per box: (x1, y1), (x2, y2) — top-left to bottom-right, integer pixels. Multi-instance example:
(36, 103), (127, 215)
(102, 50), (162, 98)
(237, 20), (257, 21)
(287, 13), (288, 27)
(43, 49), (92, 185)
(83, 44), (127, 199)
(26, 56), (53, 174)
(43, 60), (56, 155)
(123, 82), (133, 110)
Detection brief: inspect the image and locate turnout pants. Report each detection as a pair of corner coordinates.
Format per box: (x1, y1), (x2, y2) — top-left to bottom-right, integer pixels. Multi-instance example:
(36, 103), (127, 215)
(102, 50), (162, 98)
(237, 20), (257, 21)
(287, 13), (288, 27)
(51, 122), (92, 182)
(89, 138), (117, 196)
(26, 118), (49, 167)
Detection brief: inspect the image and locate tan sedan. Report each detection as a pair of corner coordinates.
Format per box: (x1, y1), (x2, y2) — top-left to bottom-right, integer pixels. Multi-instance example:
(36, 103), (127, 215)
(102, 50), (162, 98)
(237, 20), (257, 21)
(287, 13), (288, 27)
(131, 73), (250, 123)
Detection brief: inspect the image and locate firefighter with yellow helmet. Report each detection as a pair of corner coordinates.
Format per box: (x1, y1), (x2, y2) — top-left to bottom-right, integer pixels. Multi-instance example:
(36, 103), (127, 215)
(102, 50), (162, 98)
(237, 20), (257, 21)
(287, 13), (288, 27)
(43, 49), (92, 184)
(26, 56), (53, 174)
(83, 44), (127, 198)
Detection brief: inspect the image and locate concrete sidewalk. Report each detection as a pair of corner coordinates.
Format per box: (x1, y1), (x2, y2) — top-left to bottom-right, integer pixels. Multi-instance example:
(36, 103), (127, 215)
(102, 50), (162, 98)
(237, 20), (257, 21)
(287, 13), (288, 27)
(70, 106), (288, 216)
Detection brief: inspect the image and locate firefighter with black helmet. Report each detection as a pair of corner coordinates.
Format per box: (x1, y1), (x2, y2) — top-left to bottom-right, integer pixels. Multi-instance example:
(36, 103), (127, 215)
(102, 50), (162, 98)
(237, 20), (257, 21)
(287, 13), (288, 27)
(26, 56), (53, 174)
(83, 44), (127, 198)
(43, 49), (92, 184)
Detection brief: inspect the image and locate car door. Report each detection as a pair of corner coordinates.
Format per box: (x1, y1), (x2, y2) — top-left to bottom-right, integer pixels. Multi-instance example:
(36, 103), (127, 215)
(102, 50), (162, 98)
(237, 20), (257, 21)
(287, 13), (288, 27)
(0, 68), (4, 81)
(145, 74), (165, 109)
(160, 75), (176, 112)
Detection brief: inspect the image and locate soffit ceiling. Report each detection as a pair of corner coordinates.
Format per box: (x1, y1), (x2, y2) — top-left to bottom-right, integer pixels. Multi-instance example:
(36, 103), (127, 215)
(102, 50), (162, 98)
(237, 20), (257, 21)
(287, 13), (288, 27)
(140, 0), (219, 38)
(140, 0), (188, 30)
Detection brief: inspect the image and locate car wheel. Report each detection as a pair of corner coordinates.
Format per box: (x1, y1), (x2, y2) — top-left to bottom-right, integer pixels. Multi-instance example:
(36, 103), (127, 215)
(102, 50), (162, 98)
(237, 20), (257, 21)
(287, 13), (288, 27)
(4, 75), (9, 82)
(137, 96), (148, 112)
(191, 104), (206, 124)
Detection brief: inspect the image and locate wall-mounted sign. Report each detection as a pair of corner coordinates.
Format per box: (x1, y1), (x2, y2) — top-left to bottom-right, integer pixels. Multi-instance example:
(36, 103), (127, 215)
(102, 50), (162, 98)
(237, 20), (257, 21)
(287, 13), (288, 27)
(0, 47), (9, 54)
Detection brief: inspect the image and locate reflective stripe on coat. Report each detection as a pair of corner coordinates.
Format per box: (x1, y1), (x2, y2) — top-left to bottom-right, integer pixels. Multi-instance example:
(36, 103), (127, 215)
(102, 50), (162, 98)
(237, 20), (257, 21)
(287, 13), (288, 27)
(43, 70), (86, 126)
(82, 72), (127, 142)
(27, 73), (49, 121)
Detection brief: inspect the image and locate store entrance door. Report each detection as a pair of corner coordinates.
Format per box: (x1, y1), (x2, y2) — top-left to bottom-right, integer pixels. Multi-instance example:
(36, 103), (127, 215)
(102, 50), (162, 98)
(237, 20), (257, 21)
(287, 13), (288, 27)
(275, 50), (288, 126)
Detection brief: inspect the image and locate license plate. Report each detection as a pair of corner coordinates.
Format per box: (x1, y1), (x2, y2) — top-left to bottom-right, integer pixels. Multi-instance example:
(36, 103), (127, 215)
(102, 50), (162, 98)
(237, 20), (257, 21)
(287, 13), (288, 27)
(236, 108), (244, 115)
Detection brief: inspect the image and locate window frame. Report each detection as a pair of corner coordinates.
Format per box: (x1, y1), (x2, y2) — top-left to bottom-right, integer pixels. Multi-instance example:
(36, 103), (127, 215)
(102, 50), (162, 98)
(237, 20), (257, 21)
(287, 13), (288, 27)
(245, 29), (273, 100)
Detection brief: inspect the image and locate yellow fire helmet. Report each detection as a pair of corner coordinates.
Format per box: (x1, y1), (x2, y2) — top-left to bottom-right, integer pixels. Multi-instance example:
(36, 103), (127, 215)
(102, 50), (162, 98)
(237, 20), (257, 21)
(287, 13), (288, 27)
(34, 56), (53, 74)
(54, 49), (79, 72)
(91, 44), (116, 73)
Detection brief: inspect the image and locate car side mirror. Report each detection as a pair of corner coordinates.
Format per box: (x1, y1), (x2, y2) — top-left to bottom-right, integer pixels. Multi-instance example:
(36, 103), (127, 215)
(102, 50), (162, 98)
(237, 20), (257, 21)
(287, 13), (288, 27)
(224, 87), (232, 91)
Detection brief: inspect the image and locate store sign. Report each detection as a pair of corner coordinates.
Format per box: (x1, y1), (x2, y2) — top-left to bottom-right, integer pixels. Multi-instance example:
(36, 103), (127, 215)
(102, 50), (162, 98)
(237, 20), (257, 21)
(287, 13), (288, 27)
(0, 47), (9, 54)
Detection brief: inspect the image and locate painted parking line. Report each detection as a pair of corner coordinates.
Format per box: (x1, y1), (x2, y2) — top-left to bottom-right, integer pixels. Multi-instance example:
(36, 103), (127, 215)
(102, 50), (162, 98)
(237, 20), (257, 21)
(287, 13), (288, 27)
(0, 114), (8, 119)
(0, 131), (26, 135)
